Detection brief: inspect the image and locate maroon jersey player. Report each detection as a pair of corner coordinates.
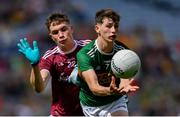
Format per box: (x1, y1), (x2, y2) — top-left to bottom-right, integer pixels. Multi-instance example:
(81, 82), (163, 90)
(39, 40), (90, 115)
(17, 13), (91, 116)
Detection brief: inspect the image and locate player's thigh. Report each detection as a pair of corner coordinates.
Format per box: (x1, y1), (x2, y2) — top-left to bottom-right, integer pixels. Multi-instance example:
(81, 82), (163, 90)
(110, 95), (129, 116)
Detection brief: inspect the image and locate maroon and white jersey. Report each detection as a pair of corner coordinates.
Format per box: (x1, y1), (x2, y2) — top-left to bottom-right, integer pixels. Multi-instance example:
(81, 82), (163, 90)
(39, 40), (91, 116)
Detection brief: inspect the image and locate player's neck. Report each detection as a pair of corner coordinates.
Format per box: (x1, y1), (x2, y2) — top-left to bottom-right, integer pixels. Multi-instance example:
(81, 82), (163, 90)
(58, 40), (76, 53)
(96, 37), (114, 53)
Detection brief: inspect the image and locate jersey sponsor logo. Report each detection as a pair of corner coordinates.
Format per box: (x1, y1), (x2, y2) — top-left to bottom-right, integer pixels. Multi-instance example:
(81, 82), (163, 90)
(58, 72), (68, 82)
(97, 72), (111, 86)
(57, 62), (64, 66)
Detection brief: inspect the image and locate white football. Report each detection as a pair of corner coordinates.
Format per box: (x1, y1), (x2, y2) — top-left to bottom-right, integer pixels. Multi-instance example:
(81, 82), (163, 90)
(111, 49), (141, 79)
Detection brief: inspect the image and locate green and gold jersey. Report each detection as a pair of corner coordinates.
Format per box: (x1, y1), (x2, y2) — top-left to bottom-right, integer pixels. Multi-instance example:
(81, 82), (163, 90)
(77, 39), (128, 106)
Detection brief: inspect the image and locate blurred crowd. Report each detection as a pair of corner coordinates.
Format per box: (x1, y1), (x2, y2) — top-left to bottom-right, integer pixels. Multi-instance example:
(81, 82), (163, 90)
(0, 0), (179, 116)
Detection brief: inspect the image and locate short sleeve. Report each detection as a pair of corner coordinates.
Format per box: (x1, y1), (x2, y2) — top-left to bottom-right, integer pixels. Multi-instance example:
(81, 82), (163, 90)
(77, 50), (93, 72)
(39, 57), (52, 72)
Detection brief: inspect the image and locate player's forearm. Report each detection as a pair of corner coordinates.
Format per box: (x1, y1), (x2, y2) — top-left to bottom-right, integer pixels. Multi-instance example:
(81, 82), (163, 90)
(90, 84), (112, 96)
(82, 70), (112, 96)
(30, 65), (45, 93)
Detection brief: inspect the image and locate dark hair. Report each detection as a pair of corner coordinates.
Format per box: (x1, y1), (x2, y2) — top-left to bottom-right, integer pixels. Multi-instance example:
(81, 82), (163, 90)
(95, 9), (120, 24)
(45, 13), (70, 31)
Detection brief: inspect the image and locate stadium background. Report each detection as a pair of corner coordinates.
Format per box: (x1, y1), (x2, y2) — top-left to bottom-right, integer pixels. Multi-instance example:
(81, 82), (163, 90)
(0, 0), (180, 115)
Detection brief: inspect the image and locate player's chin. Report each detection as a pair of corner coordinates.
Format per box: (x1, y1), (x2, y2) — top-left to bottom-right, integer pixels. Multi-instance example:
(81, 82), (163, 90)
(107, 38), (114, 42)
(108, 37), (116, 41)
(58, 39), (66, 44)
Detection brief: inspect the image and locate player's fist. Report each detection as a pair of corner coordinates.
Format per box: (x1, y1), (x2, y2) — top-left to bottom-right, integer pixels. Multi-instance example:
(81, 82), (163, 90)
(17, 38), (40, 65)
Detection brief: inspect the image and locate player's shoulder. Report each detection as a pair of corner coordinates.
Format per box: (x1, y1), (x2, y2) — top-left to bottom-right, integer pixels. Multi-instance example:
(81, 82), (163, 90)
(114, 40), (129, 50)
(77, 40), (96, 58)
(79, 39), (95, 50)
(75, 39), (92, 47)
(42, 46), (59, 59)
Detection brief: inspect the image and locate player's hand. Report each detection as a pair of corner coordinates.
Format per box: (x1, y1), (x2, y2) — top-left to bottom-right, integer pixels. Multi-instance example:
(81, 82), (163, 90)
(17, 38), (40, 65)
(110, 77), (139, 95)
(109, 76), (120, 95)
(118, 78), (139, 93)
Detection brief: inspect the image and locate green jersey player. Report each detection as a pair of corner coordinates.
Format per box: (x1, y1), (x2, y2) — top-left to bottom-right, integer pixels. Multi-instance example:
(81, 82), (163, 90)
(77, 9), (139, 116)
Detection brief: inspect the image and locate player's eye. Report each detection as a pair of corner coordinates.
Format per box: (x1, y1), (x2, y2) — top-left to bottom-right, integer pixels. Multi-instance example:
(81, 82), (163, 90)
(51, 30), (59, 35)
(106, 24), (112, 28)
(106, 23), (118, 29)
(114, 24), (119, 29)
(61, 27), (68, 32)
(51, 26), (68, 35)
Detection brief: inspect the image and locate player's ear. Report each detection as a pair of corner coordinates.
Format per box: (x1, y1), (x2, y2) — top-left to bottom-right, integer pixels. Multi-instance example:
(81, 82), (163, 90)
(48, 30), (52, 37)
(95, 24), (100, 34)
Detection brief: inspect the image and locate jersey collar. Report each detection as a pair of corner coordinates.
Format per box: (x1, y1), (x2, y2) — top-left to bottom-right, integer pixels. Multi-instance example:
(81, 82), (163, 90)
(95, 40), (114, 55)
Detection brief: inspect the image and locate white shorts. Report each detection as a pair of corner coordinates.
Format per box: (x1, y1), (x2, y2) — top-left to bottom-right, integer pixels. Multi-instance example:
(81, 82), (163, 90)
(80, 95), (128, 117)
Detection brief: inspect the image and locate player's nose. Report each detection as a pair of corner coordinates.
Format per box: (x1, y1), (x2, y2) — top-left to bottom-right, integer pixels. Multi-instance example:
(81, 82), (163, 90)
(58, 32), (64, 38)
(111, 26), (117, 33)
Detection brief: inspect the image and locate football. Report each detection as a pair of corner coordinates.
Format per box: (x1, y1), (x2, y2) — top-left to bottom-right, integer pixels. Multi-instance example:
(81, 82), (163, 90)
(111, 49), (141, 79)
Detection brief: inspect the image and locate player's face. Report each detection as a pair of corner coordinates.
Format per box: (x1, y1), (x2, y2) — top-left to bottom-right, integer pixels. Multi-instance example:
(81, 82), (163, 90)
(49, 22), (73, 46)
(95, 17), (118, 42)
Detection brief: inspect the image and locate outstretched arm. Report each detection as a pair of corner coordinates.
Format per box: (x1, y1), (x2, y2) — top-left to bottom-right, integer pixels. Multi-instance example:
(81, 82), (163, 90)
(17, 38), (50, 92)
(81, 69), (125, 96)
(81, 69), (139, 96)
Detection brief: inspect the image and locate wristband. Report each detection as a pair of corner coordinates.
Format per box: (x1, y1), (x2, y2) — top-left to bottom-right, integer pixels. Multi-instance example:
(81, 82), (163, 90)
(31, 61), (39, 66)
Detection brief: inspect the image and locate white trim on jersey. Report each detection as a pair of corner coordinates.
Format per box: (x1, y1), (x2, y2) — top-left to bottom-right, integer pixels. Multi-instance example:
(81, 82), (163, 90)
(42, 46), (59, 59)
(76, 39), (91, 46)
(42, 41), (77, 59)
(42, 39), (91, 59)
(87, 44), (97, 58)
